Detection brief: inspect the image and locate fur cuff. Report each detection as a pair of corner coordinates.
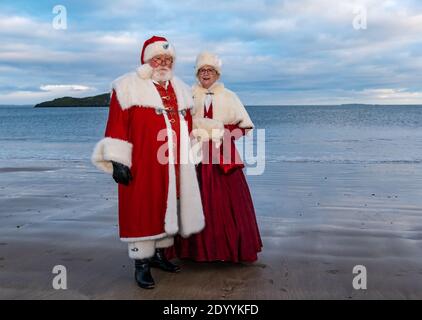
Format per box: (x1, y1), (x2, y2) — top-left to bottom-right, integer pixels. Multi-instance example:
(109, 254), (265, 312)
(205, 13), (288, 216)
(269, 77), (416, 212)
(91, 137), (133, 174)
(155, 236), (174, 248)
(192, 118), (224, 143)
(128, 240), (155, 259)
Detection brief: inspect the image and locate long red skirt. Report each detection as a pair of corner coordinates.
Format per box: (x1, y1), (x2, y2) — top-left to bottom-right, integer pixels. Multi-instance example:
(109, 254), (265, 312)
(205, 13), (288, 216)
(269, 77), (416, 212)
(166, 163), (263, 262)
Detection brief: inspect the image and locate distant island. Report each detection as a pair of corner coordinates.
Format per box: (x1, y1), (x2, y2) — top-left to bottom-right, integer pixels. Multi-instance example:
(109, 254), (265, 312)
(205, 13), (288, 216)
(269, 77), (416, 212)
(34, 93), (109, 108)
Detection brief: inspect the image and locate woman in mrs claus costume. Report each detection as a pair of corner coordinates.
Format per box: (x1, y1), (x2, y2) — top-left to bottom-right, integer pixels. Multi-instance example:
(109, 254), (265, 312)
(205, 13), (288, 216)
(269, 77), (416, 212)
(166, 52), (262, 262)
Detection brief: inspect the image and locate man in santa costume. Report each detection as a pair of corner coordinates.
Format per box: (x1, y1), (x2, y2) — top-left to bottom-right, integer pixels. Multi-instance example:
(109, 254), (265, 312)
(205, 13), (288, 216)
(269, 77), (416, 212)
(91, 36), (204, 289)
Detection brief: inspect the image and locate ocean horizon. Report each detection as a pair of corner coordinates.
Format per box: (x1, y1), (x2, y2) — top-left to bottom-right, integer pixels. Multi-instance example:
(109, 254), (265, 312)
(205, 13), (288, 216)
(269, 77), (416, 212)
(2, 103), (422, 107)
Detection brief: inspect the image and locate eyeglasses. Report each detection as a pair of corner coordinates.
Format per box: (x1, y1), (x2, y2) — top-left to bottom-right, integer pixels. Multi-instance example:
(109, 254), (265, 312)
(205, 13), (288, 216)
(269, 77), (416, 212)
(198, 68), (216, 75)
(151, 56), (173, 66)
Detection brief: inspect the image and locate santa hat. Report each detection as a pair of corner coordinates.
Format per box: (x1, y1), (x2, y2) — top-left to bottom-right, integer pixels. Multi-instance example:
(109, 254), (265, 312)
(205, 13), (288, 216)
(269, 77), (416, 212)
(195, 52), (222, 75)
(140, 35), (175, 64)
(136, 36), (176, 79)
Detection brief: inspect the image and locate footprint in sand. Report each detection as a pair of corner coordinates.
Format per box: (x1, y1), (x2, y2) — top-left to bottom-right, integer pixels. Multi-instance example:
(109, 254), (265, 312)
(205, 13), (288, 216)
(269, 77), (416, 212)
(221, 279), (245, 298)
(326, 269), (340, 275)
(247, 262), (266, 269)
(222, 285), (234, 292)
(61, 258), (93, 262)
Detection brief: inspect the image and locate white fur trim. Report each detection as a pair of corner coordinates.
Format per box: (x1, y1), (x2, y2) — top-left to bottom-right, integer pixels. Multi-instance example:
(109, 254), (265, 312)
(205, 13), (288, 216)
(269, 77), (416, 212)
(128, 240), (155, 259)
(155, 236), (174, 248)
(192, 118), (224, 143)
(91, 137), (133, 174)
(127, 236), (174, 259)
(136, 64), (153, 80)
(143, 41), (175, 64)
(112, 72), (193, 111)
(120, 232), (168, 242)
(178, 116), (205, 238)
(172, 78), (195, 112)
(162, 113), (179, 235)
(195, 51), (222, 75)
(189, 137), (203, 165)
(192, 83), (254, 129)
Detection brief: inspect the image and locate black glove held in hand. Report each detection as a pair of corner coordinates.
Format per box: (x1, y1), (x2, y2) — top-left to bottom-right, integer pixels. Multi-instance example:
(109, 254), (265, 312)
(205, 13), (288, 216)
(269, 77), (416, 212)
(111, 161), (133, 186)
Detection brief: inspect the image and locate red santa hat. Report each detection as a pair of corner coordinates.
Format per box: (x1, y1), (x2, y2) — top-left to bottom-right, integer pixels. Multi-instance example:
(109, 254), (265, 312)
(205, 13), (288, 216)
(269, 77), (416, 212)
(195, 51), (222, 75)
(140, 35), (176, 64)
(136, 36), (176, 79)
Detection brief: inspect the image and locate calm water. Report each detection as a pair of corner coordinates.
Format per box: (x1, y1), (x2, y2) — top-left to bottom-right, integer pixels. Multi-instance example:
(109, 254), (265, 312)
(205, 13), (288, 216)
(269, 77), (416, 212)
(0, 105), (422, 165)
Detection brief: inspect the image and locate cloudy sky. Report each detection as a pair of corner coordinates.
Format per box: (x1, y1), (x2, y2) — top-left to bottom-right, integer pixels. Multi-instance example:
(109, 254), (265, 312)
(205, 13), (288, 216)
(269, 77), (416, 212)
(1, 0), (422, 105)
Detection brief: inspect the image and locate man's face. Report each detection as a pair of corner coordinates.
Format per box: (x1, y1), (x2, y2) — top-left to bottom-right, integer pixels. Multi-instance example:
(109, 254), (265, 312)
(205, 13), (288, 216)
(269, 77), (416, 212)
(149, 54), (173, 82)
(198, 65), (219, 89)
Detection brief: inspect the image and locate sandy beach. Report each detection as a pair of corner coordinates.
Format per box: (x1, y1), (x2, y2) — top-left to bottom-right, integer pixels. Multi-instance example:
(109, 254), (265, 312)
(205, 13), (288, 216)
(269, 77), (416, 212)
(1, 160), (421, 299)
(2, 0), (422, 302)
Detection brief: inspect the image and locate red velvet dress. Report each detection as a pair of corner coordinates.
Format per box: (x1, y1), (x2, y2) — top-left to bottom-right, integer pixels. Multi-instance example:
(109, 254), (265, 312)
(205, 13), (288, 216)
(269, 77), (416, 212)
(166, 103), (263, 262)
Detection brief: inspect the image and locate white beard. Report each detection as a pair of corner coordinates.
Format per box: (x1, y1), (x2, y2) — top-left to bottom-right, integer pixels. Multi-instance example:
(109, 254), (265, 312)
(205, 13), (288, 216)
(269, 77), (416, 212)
(151, 67), (173, 82)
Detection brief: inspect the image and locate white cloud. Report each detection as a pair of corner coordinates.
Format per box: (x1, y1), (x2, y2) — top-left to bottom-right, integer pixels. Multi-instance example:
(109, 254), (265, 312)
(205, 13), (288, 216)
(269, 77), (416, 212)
(0, 82), (99, 105)
(360, 88), (422, 101)
(238, 87), (422, 105)
(94, 34), (139, 47)
(253, 18), (297, 35)
(1, 1), (422, 104)
(0, 15), (57, 39)
(40, 84), (94, 92)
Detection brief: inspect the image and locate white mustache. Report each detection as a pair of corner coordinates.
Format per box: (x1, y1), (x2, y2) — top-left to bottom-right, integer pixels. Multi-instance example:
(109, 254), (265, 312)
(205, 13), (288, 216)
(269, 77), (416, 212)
(151, 67), (173, 82)
(155, 67), (170, 72)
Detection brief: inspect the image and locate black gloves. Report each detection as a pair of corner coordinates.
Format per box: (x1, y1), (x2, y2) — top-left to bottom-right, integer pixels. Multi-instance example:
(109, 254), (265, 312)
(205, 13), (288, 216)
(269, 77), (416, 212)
(111, 161), (133, 186)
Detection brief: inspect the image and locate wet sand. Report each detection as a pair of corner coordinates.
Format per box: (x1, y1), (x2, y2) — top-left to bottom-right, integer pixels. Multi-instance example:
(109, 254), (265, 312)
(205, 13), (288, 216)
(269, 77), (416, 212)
(0, 167), (60, 173)
(0, 160), (422, 299)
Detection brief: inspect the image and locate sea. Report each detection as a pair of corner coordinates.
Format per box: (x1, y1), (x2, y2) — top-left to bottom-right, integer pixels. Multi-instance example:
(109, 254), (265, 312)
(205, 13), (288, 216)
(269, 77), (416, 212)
(0, 104), (421, 166)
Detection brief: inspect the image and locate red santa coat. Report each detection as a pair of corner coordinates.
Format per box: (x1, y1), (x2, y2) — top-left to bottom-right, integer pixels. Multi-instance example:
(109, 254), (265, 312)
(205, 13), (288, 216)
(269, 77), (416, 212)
(92, 67), (204, 242)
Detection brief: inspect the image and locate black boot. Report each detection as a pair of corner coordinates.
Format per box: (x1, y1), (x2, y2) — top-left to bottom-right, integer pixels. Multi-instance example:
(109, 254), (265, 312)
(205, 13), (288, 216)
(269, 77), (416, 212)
(150, 248), (181, 273)
(134, 259), (155, 289)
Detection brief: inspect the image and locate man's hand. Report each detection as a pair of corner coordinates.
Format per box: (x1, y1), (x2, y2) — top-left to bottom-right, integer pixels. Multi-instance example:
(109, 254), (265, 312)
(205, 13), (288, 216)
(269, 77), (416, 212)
(111, 161), (133, 186)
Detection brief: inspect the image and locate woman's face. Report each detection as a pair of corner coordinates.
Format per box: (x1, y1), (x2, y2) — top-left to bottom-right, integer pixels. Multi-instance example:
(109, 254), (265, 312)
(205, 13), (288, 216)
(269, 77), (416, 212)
(198, 65), (219, 89)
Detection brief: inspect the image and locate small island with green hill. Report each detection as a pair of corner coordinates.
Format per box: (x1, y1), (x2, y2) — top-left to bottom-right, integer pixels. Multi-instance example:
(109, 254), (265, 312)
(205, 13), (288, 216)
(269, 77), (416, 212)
(34, 93), (109, 108)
